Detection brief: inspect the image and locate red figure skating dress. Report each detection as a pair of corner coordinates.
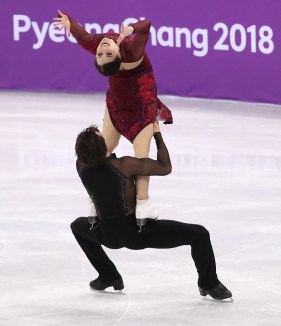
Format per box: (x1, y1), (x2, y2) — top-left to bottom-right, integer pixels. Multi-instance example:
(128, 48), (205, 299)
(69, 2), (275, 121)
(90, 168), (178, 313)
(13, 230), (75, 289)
(69, 17), (173, 143)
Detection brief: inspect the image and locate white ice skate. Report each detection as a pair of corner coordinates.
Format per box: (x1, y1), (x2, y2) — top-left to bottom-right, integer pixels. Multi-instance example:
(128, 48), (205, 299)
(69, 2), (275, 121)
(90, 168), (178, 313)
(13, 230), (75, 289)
(136, 197), (159, 230)
(88, 196), (99, 229)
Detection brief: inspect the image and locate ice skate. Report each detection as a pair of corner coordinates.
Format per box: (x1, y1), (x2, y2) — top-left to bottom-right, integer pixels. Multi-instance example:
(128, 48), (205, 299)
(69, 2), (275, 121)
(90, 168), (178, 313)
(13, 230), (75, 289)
(199, 281), (232, 300)
(88, 197), (99, 230)
(90, 276), (124, 291)
(136, 197), (159, 231)
(88, 215), (100, 230)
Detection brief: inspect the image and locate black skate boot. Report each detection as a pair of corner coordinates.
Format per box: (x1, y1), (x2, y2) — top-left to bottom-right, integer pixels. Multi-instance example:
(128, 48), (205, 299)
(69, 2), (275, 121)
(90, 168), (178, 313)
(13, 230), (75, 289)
(199, 281), (232, 300)
(90, 276), (124, 291)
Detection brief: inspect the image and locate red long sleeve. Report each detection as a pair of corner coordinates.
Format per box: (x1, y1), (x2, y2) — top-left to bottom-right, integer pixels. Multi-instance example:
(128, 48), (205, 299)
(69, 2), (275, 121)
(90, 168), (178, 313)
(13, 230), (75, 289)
(121, 20), (151, 62)
(67, 14), (118, 55)
(65, 14), (151, 64)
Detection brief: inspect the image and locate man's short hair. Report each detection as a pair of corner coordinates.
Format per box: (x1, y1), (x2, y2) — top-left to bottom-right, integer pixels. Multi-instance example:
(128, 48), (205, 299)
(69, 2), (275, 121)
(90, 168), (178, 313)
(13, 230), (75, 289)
(75, 125), (107, 168)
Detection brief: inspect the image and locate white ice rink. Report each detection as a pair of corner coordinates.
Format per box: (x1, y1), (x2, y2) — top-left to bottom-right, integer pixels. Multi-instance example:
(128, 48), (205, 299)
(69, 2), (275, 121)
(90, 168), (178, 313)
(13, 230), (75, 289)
(0, 90), (281, 326)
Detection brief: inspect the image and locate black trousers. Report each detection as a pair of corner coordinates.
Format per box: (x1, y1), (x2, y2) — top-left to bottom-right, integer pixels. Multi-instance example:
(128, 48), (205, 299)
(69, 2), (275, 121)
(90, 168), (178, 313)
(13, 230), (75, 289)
(70, 215), (219, 290)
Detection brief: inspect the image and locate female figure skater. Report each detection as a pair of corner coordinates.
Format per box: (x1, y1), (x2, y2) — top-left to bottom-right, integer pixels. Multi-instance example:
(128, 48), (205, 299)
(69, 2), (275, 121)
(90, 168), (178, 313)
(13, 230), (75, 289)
(53, 11), (173, 228)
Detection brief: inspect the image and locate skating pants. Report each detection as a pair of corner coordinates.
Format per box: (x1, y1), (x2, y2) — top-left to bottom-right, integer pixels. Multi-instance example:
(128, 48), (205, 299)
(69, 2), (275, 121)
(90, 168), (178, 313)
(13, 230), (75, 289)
(70, 214), (219, 290)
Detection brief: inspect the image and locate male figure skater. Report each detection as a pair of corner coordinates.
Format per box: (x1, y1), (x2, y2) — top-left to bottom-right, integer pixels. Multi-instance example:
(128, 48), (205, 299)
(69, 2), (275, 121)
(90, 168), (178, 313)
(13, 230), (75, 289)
(71, 122), (232, 300)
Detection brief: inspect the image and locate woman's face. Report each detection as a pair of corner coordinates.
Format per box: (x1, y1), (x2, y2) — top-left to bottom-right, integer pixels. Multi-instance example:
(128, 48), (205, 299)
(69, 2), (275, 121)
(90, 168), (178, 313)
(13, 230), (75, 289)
(96, 38), (120, 65)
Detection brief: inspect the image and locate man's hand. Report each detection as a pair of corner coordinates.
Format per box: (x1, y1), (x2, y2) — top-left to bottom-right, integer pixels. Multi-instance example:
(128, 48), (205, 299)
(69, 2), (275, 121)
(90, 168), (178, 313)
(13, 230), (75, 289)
(117, 23), (134, 46)
(53, 10), (71, 37)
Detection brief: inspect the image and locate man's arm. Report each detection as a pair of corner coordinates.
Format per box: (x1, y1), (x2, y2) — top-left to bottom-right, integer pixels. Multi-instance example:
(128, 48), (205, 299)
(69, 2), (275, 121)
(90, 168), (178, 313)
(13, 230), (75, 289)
(117, 125), (172, 177)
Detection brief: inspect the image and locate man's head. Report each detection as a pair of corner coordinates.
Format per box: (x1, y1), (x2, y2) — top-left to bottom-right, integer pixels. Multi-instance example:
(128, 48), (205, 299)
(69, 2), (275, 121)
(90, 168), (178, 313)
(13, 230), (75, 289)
(75, 125), (107, 168)
(95, 38), (121, 76)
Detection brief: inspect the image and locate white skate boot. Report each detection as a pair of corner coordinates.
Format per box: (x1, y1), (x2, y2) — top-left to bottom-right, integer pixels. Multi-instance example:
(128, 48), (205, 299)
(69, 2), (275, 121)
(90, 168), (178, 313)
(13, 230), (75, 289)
(88, 197), (99, 230)
(136, 197), (159, 231)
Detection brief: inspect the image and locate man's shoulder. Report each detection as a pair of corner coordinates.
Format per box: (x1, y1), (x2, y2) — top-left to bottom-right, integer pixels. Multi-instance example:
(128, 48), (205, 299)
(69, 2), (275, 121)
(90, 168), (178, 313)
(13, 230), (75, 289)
(117, 155), (135, 161)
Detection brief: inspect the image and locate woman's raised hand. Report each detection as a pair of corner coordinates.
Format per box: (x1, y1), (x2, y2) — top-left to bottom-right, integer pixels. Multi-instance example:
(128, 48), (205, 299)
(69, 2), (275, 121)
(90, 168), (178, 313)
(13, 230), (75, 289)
(117, 23), (134, 46)
(53, 10), (71, 37)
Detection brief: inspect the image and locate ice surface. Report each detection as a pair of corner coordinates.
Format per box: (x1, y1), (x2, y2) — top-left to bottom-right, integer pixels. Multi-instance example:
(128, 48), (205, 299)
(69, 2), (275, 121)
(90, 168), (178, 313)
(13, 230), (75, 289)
(0, 90), (281, 326)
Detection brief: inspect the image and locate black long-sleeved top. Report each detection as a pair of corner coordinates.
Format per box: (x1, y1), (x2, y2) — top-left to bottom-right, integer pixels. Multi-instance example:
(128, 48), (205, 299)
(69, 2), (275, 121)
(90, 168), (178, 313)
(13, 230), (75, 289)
(77, 132), (171, 219)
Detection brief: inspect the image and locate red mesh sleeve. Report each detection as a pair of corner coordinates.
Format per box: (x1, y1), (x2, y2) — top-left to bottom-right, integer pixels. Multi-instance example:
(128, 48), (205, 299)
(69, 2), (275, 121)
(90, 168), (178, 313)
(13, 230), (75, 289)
(67, 14), (117, 55)
(124, 20), (151, 61)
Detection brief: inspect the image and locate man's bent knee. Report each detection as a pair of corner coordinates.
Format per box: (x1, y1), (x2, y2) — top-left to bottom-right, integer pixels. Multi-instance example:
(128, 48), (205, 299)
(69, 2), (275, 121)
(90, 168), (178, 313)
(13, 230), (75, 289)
(196, 225), (210, 242)
(70, 216), (88, 233)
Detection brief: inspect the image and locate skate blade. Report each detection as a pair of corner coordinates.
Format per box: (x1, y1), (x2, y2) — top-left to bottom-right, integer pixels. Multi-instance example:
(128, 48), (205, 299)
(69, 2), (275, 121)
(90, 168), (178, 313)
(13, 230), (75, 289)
(136, 217), (158, 227)
(90, 287), (126, 295)
(202, 295), (234, 303)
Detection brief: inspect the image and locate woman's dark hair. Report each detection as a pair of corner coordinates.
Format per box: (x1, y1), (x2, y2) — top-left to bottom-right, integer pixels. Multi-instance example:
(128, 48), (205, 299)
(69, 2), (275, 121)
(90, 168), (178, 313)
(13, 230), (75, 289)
(94, 57), (122, 76)
(75, 125), (107, 168)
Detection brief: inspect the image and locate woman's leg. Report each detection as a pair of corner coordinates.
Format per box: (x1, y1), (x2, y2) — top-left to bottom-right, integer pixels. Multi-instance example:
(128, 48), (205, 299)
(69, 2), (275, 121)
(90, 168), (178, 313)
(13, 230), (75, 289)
(133, 123), (153, 199)
(133, 124), (158, 223)
(102, 106), (121, 153)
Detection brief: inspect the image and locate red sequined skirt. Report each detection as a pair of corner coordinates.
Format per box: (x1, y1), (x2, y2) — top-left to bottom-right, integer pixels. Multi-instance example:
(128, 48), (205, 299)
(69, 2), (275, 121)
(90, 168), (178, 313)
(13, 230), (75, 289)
(106, 56), (173, 143)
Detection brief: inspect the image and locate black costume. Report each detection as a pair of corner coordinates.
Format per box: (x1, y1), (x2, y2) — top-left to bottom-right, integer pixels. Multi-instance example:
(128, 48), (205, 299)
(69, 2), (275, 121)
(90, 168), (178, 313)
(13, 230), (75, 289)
(71, 132), (221, 291)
